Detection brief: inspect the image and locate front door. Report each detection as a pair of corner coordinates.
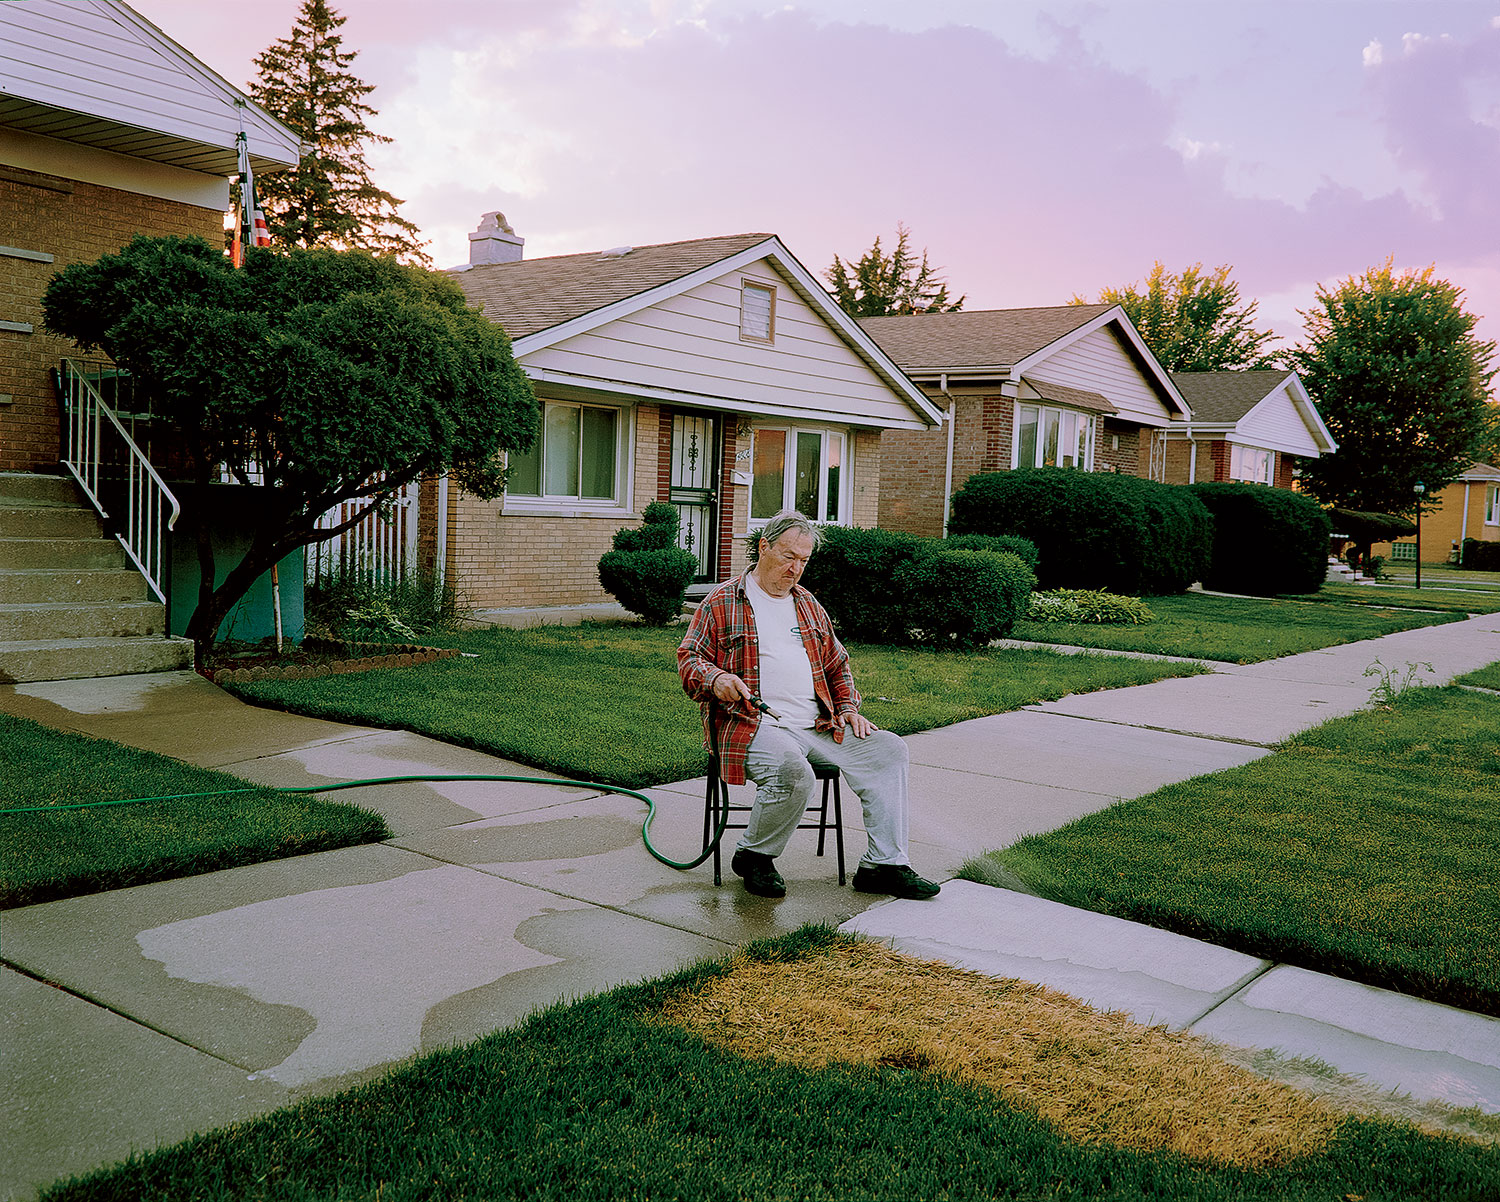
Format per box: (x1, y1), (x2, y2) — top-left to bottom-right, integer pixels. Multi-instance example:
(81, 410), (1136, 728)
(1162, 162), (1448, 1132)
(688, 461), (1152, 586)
(669, 412), (719, 583)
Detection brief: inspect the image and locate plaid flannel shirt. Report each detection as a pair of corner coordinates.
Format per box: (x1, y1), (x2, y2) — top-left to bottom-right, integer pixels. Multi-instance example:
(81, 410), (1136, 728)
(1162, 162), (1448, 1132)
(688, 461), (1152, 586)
(677, 571), (861, 785)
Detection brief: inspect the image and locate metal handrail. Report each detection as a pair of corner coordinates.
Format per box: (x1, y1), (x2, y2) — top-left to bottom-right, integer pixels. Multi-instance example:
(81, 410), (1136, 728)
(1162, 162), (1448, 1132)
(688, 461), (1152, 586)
(59, 359), (180, 604)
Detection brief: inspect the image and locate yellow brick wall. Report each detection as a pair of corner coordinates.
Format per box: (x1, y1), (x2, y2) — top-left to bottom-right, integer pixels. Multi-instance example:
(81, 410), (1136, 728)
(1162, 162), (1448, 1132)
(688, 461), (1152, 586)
(0, 166), (223, 472)
(852, 429), (881, 528)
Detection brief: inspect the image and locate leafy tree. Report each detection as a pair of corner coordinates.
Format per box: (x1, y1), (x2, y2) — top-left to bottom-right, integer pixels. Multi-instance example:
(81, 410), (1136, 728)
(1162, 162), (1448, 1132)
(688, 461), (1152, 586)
(1292, 261), (1497, 515)
(249, 0), (430, 265)
(1071, 262), (1277, 372)
(825, 223), (964, 317)
(43, 236), (536, 657)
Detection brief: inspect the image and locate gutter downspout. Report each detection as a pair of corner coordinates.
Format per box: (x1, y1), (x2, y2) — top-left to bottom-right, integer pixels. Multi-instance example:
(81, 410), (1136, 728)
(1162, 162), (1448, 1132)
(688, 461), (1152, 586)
(1461, 482), (1472, 557)
(436, 473), (449, 590)
(940, 373), (956, 537)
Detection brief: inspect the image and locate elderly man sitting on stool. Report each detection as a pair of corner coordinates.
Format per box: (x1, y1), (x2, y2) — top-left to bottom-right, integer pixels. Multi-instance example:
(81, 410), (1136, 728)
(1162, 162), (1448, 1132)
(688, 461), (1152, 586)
(677, 510), (940, 901)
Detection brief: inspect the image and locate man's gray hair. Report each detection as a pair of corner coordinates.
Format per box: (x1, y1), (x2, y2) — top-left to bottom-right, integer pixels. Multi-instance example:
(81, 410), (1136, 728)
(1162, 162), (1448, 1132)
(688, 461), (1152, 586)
(746, 510), (823, 565)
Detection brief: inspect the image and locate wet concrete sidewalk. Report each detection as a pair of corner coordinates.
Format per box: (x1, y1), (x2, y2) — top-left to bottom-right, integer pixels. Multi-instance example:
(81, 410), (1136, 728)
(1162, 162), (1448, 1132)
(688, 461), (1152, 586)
(4, 609), (1500, 1200)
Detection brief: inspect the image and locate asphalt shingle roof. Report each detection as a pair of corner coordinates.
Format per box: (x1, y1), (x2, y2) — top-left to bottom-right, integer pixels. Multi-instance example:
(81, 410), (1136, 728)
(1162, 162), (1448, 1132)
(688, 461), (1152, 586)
(1025, 379), (1117, 415)
(1169, 369), (1295, 424)
(858, 305), (1115, 372)
(451, 233), (776, 339)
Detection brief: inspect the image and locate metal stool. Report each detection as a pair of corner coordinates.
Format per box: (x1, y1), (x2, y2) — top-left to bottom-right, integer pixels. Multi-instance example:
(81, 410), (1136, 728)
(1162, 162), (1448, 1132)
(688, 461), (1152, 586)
(703, 755), (845, 886)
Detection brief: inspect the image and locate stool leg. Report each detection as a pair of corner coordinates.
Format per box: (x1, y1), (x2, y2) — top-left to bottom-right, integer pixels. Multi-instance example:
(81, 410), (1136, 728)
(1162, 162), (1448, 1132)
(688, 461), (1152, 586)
(832, 777), (846, 885)
(816, 776), (831, 857)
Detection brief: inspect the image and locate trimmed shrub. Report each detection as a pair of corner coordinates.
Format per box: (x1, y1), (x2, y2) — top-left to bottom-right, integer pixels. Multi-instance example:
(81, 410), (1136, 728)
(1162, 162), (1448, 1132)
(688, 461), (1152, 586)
(1462, 539), (1500, 571)
(1025, 589), (1155, 625)
(948, 469), (1211, 595)
(800, 526), (1036, 646)
(799, 526), (933, 643)
(598, 505), (698, 624)
(893, 549), (1036, 648)
(944, 532), (1041, 571)
(1189, 482), (1332, 596)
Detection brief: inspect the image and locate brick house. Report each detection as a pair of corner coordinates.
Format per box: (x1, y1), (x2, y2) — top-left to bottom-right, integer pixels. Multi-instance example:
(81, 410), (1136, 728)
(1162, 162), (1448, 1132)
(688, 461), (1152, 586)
(858, 306), (1190, 538)
(0, 0), (299, 679)
(1, 0), (299, 475)
(1369, 462), (1500, 567)
(1163, 369), (1335, 489)
(440, 216), (943, 609)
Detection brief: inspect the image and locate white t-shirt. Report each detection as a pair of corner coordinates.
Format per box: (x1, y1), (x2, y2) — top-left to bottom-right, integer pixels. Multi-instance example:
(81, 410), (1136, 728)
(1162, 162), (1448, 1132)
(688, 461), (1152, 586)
(744, 571), (820, 730)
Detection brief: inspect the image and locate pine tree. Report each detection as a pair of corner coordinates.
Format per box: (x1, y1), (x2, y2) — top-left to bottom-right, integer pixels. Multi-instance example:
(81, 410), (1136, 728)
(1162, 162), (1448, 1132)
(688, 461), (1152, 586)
(825, 224), (964, 317)
(248, 0), (430, 265)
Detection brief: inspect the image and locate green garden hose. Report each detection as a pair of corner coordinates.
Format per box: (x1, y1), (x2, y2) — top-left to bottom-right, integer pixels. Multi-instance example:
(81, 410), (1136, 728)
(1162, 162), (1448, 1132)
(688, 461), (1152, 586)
(0, 772), (732, 872)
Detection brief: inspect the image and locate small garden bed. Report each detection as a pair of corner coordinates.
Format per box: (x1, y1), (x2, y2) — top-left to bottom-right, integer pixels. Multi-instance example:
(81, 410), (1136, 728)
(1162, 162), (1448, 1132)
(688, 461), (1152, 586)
(199, 637), (460, 685)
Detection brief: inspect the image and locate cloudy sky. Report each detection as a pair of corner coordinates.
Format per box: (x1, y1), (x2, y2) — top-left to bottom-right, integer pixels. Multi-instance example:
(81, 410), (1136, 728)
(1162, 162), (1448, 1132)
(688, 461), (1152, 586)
(134, 0), (1500, 372)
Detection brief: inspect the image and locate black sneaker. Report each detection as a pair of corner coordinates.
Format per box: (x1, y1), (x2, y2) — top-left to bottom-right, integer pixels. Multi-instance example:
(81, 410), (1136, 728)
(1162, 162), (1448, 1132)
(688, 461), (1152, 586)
(731, 849), (786, 898)
(852, 863), (941, 900)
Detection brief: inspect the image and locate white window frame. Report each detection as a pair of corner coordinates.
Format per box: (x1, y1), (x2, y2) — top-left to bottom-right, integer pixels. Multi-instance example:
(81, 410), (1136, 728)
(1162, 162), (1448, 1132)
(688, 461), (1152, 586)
(1486, 485), (1499, 526)
(740, 279), (776, 344)
(1012, 403), (1095, 471)
(747, 424), (849, 526)
(504, 398), (631, 512)
(1229, 443), (1275, 486)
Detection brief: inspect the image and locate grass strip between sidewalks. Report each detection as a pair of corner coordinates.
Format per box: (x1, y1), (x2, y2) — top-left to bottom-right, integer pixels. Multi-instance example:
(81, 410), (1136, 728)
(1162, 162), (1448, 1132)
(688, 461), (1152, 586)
(228, 624), (1209, 789)
(41, 928), (1500, 1202)
(1009, 591), (1462, 661)
(963, 685), (1500, 1017)
(1287, 581), (1500, 613)
(0, 714), (389, 909)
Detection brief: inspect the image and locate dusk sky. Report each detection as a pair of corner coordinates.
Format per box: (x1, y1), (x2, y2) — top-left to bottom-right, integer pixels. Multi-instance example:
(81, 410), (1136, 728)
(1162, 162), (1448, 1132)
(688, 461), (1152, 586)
(133, 0), (1500, 381)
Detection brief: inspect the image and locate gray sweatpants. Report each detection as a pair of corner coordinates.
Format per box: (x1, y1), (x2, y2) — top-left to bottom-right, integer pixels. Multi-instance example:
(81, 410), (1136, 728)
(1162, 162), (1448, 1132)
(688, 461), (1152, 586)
(736, 723), (910, 867)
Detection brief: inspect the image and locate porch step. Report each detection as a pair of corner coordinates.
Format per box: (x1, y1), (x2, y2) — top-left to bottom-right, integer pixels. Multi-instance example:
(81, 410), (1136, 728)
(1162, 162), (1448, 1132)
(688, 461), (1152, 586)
(0, 473), (189, 682)
(0, 471), (83, 506)
(0, 635), (193, 683)
(0, 568), (148, 605)
(0, 503), (104, 538)
(0, 536), (130, 570)
(0, 600), (164, 641)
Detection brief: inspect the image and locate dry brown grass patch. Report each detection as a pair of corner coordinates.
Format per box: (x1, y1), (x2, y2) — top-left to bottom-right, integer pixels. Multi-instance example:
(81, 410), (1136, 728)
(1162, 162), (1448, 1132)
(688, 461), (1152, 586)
(654, 938), (1350, 1168)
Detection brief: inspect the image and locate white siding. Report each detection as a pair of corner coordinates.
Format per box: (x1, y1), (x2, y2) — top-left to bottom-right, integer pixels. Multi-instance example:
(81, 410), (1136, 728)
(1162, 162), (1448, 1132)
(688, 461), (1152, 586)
(1023, 327), (1175, 426)
(1236, 385), (1327, 455)
(0, 1), (297, 166)
(519, 262), (925, 427)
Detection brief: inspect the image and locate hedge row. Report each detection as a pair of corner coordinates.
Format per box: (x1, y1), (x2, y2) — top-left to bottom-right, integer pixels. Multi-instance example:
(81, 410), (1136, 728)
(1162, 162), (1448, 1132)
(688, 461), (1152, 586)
(949, 470), (1332, 597)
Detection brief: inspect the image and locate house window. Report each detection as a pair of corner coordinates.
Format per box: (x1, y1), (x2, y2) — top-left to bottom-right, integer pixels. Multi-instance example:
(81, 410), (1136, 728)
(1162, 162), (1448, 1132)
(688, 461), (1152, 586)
(1015, 404), (1093, 470)
(1230, 444), (1274, 485)
(740, 280), (775, 343)
(1487, 486), (1499, 526)
(750, 426), (845, 523)
(507, 401), (620, 501)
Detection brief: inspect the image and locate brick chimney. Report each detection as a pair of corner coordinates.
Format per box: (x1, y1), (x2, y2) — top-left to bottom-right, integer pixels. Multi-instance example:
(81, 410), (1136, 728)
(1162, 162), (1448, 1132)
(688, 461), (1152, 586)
(468, 211), (524, 265)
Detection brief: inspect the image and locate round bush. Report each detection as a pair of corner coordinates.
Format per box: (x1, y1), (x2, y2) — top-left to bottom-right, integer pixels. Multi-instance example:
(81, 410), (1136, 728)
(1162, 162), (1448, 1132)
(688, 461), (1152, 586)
(949, 469), (1211, 595)
(598, 547), (699, 624)
(893, 549), (1036, 647)
(943, 533), (1041, 572)
(1188, 482), (1332, 595)
(799, 526), (932, 643)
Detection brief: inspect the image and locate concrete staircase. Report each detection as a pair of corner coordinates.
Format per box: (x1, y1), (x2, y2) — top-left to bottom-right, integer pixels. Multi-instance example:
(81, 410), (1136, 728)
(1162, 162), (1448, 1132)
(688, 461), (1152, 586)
(0, 472), (193, 683)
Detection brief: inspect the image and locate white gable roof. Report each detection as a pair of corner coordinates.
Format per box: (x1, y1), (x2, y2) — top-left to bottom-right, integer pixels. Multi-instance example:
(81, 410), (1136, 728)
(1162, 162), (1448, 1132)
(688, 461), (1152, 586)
(457, 234), (943, 430)
(0, 0), (299, 175)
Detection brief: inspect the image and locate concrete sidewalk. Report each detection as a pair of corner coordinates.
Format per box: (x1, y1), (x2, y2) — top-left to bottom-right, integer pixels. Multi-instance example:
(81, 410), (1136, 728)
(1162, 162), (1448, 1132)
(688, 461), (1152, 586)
(4, 610), (1500, 1200)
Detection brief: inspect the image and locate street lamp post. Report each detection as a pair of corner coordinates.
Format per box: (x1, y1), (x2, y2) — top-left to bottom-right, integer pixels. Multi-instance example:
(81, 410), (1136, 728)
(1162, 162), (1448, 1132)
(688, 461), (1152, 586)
(1413, 481), (1426, 589)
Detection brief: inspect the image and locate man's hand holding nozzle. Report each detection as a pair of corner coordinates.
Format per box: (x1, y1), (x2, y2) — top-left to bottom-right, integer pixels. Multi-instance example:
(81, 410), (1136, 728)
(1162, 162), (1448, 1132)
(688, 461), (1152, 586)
(711, 672), (780, 719)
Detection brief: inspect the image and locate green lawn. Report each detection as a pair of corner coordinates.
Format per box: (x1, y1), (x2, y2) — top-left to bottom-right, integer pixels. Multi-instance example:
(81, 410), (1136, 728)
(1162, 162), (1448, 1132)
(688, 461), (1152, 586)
(0, 713), (388, 909)
(41, 928), (1500, 1202)
(228, 624), (1209, 788)
(1010, 591), (1462, 662)
(1289, 581), (1500, 613)
(963, 685), (1500, 1016)
(1455, 662), (1500, 691)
